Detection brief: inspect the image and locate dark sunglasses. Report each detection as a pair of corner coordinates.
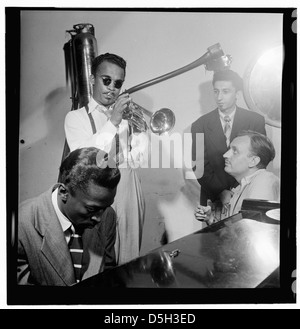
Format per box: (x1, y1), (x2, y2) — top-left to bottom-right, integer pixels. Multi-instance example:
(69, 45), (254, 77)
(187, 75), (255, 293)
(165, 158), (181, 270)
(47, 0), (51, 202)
(99, 76), (124, 89)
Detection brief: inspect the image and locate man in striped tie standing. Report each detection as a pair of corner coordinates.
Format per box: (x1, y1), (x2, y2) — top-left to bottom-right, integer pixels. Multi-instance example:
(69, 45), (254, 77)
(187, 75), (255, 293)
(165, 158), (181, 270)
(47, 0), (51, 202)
(17, 147), (120, 286)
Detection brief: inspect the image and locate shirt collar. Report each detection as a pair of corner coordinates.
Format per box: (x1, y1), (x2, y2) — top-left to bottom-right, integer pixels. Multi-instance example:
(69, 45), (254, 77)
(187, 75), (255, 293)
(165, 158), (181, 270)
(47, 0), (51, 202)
(240, 169), (266, 188)
(88, 97), (113, 115)
(219, 106), (236, 122)
(51, 187), (74, 234)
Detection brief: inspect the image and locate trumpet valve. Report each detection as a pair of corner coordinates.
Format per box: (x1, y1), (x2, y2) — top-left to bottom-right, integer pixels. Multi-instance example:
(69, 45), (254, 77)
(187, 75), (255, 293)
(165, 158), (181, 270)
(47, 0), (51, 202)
(122, 104), (134, 120)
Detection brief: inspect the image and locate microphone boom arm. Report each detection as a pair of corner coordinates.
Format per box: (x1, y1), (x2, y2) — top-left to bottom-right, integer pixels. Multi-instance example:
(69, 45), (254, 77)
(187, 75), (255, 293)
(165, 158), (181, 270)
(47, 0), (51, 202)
(125, 43), (229, 95)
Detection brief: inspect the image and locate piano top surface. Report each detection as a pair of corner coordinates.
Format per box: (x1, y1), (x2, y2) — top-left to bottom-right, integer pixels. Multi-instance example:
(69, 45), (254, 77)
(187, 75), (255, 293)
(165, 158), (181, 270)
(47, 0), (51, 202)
(77, 216), (280, 289)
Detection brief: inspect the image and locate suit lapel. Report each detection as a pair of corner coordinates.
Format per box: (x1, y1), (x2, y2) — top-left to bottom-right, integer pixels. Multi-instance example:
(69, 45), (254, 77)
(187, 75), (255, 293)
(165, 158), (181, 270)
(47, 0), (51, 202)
(230, 107), (245, 140)
(206, 109), (228, 152)
(41, 227), (75, 285)
(35, 186), (76, 285)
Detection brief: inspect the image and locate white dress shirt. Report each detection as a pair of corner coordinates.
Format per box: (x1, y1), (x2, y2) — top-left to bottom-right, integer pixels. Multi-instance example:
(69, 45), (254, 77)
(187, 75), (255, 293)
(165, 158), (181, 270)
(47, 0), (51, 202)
(218, 107), (236, 131)
(64, 97), (148, 168)
(51, 187), (74, 244)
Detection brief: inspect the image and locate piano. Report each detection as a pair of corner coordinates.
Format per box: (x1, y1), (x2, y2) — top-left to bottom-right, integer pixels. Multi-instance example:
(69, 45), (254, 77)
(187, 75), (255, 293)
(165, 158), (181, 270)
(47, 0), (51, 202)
(76, 199), (280, 289)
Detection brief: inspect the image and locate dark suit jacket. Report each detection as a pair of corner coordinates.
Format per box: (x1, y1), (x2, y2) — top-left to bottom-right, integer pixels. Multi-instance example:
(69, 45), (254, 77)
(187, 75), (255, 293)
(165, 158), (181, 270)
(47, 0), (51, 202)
(191, 107), (266, 204)
(17, 185), (116, 286)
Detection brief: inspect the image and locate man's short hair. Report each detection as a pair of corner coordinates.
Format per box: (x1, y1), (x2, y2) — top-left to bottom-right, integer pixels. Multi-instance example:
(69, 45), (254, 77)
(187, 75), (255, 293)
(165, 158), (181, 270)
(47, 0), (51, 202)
(59, 147), (121, 195)
(212, 69), (243, 91)
(91, 53), (127, 76)
(238, 130), (276, 169)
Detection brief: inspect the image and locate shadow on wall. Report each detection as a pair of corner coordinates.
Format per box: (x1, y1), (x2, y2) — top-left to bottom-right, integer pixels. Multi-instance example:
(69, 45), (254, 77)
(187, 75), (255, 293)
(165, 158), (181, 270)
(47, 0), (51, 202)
(19, 87), (70, 202)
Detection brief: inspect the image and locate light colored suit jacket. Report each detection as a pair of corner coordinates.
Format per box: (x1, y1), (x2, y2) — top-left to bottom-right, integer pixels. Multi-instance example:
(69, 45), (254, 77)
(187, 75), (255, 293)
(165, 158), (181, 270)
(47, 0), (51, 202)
(17, 185), (116, 286)
(229, 169), (280, 216)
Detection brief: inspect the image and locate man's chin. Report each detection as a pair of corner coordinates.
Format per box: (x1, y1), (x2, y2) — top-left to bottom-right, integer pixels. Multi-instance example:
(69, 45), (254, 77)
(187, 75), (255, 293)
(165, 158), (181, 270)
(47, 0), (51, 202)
(224, 167), (231, 173)
(101, 97), (115, 107)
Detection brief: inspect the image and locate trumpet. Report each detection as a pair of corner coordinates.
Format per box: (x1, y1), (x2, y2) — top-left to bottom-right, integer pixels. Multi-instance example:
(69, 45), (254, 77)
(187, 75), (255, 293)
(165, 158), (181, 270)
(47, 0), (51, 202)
(122, 43), (232, 135)
(123, 101), (176, 135)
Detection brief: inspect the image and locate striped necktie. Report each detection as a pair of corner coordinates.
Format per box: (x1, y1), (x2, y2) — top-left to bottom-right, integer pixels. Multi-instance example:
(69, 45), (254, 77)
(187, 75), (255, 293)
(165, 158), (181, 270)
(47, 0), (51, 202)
(69, 230), (83, 283)
(223, 115), (231, 147)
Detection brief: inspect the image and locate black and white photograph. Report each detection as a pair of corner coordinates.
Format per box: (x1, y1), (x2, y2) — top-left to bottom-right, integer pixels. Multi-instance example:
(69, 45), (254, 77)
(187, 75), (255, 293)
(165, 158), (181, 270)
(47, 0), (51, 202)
(3, 2), (297, 310)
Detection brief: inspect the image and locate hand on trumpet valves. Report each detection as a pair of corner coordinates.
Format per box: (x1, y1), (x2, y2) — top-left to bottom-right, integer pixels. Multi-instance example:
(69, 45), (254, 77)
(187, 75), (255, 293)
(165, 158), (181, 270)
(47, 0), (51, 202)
(110, 93), (131, 127)
(123, 101), (148, 133)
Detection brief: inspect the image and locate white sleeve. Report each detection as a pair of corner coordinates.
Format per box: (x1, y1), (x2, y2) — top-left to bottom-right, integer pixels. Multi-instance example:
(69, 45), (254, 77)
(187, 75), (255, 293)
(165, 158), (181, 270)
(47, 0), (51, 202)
(64, 110), (117, 152)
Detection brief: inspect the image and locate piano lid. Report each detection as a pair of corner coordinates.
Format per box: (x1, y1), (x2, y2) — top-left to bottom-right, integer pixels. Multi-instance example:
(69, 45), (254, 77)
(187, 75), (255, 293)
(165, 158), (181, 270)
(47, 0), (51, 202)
(76, 200), (280, 289)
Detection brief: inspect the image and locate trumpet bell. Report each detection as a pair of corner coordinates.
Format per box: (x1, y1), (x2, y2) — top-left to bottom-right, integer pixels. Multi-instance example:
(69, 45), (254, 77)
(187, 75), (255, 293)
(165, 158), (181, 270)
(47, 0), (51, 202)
(150, 108), (175, 135)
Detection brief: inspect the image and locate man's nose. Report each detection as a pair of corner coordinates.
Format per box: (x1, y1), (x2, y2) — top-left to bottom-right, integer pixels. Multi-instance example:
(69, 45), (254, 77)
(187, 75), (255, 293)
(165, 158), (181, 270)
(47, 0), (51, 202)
(107, 81), (115, 90)
(91, 210), (104, 224)
(223, 149), (230, 158)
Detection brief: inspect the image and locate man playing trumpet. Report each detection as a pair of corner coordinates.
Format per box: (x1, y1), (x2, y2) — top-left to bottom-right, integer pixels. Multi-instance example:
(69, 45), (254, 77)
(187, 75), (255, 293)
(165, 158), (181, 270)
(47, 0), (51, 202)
(64, 53), (148, 265)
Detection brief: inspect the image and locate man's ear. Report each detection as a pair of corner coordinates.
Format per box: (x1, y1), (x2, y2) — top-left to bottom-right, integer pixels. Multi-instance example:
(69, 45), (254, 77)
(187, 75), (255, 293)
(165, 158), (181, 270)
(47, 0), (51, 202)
(236, 89), (242, 101)
(249, 155), (261, 168)
(57, 183), (69, 203)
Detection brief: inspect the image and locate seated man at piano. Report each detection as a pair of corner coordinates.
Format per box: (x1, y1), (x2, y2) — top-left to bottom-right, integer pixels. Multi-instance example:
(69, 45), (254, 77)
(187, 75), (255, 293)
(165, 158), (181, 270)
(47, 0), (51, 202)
(195, 131), (280, 225)
(17, 147), (120, 286)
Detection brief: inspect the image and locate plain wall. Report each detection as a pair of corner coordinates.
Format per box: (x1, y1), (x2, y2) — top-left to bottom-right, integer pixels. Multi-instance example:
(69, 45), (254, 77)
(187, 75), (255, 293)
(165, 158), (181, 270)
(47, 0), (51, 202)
(19, 10), (282, 255)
